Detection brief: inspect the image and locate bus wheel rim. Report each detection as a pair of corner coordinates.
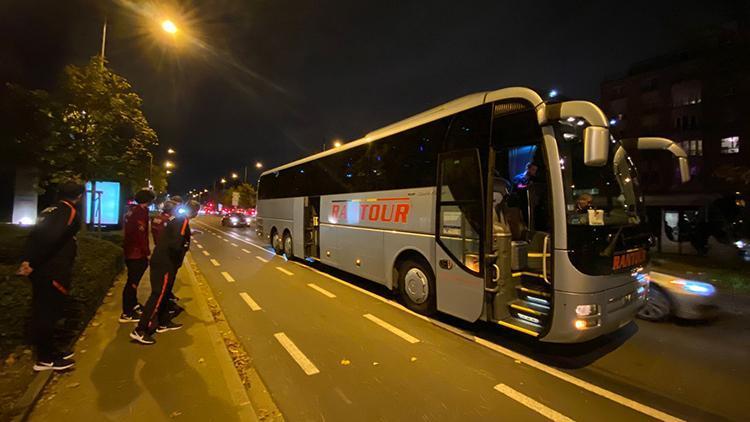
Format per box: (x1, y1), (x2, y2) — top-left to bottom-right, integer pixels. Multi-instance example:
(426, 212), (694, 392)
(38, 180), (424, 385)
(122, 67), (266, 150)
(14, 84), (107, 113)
(404, 268), (429, 304)
(284, 236), (292, 255)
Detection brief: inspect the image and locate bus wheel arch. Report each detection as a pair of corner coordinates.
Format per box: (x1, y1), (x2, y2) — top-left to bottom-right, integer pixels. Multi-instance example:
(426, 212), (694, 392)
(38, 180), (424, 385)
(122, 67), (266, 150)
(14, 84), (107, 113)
(282, 229), (293, 257)
(394, 250), (436, 315)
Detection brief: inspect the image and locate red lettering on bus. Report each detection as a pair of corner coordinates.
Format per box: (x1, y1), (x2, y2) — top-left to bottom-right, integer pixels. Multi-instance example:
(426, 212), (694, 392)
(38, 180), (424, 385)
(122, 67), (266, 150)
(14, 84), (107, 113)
(369, 204), (381, 221)
(360, 204), (369, 220)
(380, 204), (394, 222)
(394, 203), (410, 223)
(331, 204), (340, 221)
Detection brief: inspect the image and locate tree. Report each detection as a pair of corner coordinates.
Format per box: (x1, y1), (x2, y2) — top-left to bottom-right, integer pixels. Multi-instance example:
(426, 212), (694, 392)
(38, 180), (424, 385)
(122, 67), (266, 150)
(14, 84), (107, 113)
(220, 183), (257, 209)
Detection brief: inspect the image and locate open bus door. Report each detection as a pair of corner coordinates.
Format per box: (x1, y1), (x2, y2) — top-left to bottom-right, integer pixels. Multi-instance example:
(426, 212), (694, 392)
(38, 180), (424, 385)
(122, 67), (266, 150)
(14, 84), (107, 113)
(435, 149), (486, 322)
(304, 197), (320, 259)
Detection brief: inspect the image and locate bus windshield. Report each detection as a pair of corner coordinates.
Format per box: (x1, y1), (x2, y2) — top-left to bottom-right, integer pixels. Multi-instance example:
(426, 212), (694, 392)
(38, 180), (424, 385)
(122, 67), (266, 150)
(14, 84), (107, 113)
(554, 120), (650, 275)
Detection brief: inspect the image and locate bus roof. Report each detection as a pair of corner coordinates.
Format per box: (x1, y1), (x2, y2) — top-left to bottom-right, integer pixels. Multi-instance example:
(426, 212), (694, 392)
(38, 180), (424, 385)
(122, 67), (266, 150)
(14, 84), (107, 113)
(261, 87), (545, 176)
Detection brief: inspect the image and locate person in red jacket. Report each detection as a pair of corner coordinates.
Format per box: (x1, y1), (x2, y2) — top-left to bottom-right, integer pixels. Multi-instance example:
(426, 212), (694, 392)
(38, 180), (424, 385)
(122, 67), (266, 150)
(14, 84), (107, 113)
(120, 189), (155, 323)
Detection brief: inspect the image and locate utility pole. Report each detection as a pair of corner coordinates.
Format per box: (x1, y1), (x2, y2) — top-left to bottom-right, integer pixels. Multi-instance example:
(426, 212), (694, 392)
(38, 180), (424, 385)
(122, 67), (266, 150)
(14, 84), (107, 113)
(100, 18), (107, 69)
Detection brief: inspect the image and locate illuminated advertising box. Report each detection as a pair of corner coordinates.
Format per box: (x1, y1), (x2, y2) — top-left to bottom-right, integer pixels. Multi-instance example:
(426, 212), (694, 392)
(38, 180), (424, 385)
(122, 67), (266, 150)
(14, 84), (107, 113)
(85, 181), (121, 226)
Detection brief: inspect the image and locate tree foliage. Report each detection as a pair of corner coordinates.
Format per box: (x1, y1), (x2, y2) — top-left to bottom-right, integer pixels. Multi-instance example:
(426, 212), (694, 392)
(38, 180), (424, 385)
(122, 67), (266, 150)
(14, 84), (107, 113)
(220, 183), (257, 209)
(1, 56), (162, 193)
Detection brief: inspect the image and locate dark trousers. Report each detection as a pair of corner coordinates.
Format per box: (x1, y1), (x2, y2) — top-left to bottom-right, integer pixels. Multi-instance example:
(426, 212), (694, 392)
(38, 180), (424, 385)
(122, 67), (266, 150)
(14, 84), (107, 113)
(136, 262), (175, 334)
(30, 273), (69, 361)
(123, 258), (149, 314)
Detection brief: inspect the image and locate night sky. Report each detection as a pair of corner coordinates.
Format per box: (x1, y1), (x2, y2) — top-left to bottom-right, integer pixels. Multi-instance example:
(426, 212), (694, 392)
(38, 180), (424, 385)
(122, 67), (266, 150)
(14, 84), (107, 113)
(1, 0), (741, 192)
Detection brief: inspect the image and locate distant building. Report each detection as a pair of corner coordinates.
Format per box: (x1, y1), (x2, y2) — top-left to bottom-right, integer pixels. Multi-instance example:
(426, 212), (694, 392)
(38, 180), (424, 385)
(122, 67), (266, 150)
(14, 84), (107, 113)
(600, 22), (750, 256)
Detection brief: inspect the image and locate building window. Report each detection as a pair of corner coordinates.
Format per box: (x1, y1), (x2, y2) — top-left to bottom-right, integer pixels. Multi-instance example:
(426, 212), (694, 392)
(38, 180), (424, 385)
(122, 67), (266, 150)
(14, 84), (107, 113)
(671, 80), (702, 106)
(720, 136), (740, 154)
(680, 140), (703, 156)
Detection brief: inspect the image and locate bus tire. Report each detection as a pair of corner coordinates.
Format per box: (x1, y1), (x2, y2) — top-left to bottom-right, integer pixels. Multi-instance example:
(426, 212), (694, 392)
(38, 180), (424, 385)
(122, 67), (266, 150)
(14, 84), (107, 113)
(398, 259), (436, 315)
(271, 229), (283, 254)
(283, 231), (293, 257)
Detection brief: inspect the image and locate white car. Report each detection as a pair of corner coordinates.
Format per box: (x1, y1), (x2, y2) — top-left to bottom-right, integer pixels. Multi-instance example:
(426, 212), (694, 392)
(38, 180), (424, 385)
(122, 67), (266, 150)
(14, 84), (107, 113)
(638, 271), (719, 321)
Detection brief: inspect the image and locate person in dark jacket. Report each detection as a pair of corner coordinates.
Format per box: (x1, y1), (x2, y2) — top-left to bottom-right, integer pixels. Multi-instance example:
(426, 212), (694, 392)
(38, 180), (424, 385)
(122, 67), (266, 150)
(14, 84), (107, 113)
(120, 189), (155, 323)
(130, 200), (200, 344)
(17, 181), (84, 371)
(151, 200), (176, 245)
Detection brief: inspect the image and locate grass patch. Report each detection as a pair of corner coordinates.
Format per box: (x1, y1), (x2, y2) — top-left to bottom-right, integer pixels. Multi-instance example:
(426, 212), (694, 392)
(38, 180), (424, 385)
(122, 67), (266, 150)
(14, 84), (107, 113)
(0, 224), (123, 419)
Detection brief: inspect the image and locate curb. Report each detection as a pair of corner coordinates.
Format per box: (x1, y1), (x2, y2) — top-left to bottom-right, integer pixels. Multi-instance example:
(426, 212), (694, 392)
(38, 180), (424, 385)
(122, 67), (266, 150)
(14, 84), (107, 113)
(10, 371), (52, 422)
(183, 252), (258, 422)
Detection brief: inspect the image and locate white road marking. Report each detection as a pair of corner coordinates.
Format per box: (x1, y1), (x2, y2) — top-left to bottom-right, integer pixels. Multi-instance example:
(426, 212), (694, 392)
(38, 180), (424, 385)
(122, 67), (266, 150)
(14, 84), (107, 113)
(196, 244), (204, 249)
(276, 267), (294, 276)
(202, 250), (210, 256)
(239, 292), (261, 311)
(273, 332), (320, 375)
(223, 238), (229, 242)
(221, 272), (235, 283)
(307, 283), (336, 298)
(231, 242), (238, 247)
(241, 248), (251, 254)
(256, 256), (268, 263)
(363, 313), (420, 344)
(195, 219), (682, 422)
(210, 259), (220, 267)
(494, 384), (574, 422)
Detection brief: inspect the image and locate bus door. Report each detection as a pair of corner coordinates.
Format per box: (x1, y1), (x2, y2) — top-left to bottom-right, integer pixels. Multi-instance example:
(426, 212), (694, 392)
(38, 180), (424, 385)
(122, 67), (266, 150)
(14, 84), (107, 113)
(304, 196), (320, 258)
(435, 149), (485, 322)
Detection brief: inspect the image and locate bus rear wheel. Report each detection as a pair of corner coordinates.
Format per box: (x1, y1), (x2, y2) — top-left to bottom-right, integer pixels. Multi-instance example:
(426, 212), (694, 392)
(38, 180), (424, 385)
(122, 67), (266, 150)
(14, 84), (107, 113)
(271, 230), (283, 254)
(398, 259), (436, 315)
(283, 232), (293, 257)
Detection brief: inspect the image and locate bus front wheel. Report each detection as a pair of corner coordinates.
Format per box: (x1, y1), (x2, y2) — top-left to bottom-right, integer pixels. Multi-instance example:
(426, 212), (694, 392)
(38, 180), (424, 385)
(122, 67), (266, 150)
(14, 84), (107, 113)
(398, 259), (436, 315)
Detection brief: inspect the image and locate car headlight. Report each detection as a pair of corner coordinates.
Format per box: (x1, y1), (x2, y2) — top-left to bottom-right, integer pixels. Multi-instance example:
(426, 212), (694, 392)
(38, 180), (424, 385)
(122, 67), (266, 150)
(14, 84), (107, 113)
(230, 217), (238, 223)
(670, 280), (715, 296)
(245, 217), (252, 223)
(735, 240), (746, 249)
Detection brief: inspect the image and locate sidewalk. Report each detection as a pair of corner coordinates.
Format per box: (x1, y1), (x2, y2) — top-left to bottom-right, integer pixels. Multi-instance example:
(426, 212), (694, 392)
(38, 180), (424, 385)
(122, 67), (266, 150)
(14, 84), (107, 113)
(27, 254), (257, 421)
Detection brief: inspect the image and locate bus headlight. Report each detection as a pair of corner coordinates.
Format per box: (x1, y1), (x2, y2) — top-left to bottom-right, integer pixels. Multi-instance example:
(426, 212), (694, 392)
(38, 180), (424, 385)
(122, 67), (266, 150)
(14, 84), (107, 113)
(575, 304), (599, 317)
(574, 318), (599, 330)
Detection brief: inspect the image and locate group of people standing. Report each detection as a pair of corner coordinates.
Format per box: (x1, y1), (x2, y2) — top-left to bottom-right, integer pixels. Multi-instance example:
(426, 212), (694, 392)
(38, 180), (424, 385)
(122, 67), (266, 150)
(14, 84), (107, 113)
(122, 190), (200, 346)
(17, 182), (199, 372)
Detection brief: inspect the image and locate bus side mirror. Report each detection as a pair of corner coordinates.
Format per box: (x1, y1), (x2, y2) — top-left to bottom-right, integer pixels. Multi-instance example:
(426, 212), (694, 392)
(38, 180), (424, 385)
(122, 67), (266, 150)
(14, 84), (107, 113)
(633, 137), (690, 183)
(583, 126), (610, 167)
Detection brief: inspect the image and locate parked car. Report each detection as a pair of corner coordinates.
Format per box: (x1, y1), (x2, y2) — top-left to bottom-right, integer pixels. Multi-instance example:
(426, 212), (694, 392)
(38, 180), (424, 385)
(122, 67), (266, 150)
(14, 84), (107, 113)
(221, 212), (252, 227)
(638, 271), (719, 321)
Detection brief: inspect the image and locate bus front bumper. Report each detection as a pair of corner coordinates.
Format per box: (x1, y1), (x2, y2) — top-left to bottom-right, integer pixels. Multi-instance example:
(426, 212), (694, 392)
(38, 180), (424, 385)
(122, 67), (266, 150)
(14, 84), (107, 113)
(541, 281), (646, 343)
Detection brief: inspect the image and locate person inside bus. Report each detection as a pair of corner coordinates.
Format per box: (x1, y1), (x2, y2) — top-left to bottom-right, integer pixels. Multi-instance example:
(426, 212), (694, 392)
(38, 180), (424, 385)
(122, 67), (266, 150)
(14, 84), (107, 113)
(568, 193), (593, 225)
(512, 162), (538, 189)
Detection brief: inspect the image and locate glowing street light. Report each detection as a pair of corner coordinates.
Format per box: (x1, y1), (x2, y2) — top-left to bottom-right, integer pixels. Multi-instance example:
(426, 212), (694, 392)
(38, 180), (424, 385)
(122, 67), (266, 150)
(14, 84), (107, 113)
(167, 148), (176, 154)
(166, 170), (173, 175)
(164, 160), (175, 168)
(255, 162), (263, 169)
(333, 140), (342, 148)
(231, 173), (239, 179)
(161, 20), (178, 35)
(220, 178), (227, 184)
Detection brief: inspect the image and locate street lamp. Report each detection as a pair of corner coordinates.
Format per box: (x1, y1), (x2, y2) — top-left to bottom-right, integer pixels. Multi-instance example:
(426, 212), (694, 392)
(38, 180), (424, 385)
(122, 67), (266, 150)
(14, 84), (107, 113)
(231, 173), (239, 179)
(167, 148), (176, 154)
(220, 178), (227, 184)
(164, 160), (175, 169)
(333, 140), (342, 148)
(255, 162), (263, 169)
(166, 170), (173, 175)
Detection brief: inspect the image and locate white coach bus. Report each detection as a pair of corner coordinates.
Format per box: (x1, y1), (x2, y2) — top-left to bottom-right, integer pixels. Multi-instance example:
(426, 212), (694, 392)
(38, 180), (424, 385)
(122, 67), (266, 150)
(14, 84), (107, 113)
(256, 87), (689, 343)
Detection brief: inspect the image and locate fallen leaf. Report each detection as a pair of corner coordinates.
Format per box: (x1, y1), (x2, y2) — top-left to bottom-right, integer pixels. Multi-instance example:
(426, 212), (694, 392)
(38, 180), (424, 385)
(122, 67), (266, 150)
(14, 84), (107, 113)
(67, 382), (80, 388)
(106, 292), (113, 297)
(514, 360), (521, 364)
(340, 359), (351, 366)
(410, 357), (417, 362)
(372, 362), (379, 366)
(169, 410), (182, 418)
(198, 358), (205, 364)
(91, 322), (101, 327)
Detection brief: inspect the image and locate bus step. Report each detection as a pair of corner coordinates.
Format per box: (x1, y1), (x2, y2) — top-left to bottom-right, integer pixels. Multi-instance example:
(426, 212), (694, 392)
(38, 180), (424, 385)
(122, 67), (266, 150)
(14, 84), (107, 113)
(509, 299), (549, 316)
(497, 316), (543, 337)
(515, 285), (552, 299)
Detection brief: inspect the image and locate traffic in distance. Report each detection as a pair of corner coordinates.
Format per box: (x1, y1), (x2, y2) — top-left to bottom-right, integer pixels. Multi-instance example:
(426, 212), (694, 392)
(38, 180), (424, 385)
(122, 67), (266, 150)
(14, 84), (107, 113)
(255, 86), (689, 343)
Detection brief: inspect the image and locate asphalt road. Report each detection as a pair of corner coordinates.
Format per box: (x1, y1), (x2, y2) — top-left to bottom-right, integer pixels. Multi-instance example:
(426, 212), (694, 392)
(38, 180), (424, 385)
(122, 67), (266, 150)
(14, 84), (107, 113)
(188, 216), (749, 421)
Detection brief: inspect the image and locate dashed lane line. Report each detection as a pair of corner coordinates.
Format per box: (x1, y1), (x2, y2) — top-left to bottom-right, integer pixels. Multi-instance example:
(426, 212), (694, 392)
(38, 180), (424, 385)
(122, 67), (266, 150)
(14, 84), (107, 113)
(307, 283), (336, 298)
(276, 267), (294, 276)
(196, 244), (204, 249)
(202, 250), (210, 256)
(231, 242), (238, 247)
(239, 292), (262, 311)
(221, 272), (235, 283)
(363, 313), (420, 344)
(494, 384), (574, 422)
(256, 256), (269, 263)
(273, 332), (320, 376)
(210, 259), (220, 267)
(241, 249), (251, 254)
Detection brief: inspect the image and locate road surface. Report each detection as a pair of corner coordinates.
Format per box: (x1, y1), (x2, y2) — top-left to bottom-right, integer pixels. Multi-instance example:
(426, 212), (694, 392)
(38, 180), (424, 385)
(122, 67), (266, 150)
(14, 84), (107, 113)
(187, 216), (749, 421)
